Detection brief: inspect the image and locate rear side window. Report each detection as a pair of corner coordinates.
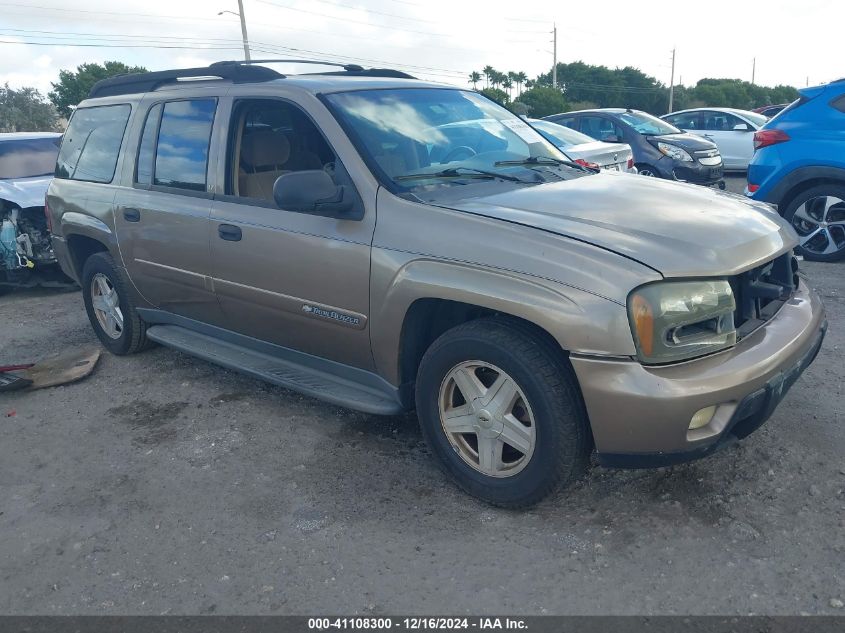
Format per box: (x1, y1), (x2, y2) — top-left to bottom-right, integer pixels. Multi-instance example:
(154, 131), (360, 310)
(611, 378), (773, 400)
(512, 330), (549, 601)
(831, 94), (845, 114)
(0, 136), (60, 179)
(665, 111), (701, 130)
(153, 99), (216, 191)
(135, 103), (162, 186)
(56, 104), (131, 183)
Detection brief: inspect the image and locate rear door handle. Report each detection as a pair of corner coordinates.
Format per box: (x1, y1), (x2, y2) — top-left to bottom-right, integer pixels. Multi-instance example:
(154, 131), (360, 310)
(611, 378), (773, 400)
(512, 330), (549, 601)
(123, 208), (141, 222)
(218, 224), (242, 241)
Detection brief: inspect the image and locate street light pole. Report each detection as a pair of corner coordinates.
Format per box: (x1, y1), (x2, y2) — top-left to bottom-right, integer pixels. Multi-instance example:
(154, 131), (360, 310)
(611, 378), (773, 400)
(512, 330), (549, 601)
(668, 47), (676, 114)
(219, 3), (251, 61)
(236, 0), (251, 61)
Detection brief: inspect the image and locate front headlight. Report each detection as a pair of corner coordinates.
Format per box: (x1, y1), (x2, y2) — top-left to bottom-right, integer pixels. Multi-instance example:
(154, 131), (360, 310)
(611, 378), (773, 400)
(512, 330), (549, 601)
(628, 280), (736, 364)
(657, 142), (693, 162)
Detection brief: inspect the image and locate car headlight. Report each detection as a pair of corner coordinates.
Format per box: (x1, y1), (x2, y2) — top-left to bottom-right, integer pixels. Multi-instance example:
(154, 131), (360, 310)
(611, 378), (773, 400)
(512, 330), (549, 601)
(628, 280), (736, 364)
(656, 142), (693, 162)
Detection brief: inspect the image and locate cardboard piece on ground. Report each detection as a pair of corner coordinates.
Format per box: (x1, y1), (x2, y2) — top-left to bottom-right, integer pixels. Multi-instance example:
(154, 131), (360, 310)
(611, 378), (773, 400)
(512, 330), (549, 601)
(23, 348), (101, 390)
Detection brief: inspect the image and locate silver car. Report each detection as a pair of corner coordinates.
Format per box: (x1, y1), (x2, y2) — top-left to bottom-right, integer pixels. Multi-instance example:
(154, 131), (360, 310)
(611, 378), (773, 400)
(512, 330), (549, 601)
(530, 118), (636, 173)
(661, 108), (769, 171)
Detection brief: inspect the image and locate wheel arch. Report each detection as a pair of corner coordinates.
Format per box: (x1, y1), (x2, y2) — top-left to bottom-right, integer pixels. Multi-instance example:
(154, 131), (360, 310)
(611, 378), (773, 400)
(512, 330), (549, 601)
(370, 259), (634, 403)
(65, 232), (111, 281)
(771, 166), (845, 211)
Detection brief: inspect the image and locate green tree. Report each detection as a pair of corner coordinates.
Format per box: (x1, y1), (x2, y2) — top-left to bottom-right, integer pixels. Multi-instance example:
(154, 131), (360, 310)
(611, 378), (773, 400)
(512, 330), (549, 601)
(515, 85), (568, 118)
(502, 76), (514, 99)
(468, 71), (481, 90)
(482, 65), (495, 89)
(0, 84), (59, 132)
(49, 61), (148, 118)
(479, 87), (510, 106)
(514, 71), (528, 96)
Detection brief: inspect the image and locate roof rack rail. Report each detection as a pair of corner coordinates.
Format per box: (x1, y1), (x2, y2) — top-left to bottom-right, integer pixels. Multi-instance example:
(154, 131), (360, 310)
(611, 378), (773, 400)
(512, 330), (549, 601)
(88, 63), (284, 99)
(211, 58), (416, 79)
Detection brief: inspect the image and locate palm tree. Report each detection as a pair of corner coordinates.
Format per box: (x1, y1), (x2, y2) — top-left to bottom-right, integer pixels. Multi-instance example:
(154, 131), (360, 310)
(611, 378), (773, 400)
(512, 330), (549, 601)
(525, 79), (535, 90)
(490, 70), (504, 89)
(468, 71), (481, 90)
(482, 65), (494, 89)
(502, 77), (513, 99)
(515, 71), (528, 96)
(507, 71), (518, 94)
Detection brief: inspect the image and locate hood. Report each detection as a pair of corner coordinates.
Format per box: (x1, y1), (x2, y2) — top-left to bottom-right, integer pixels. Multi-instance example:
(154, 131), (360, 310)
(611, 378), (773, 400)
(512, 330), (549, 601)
(0, 175), (52, 209)
(650, 132), (716, 151)
(441, 172), (796, 277)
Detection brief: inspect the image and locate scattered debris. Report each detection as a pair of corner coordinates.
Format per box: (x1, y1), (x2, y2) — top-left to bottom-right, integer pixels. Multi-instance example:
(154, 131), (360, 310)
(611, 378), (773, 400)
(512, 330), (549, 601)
(0, 348), (101, 391)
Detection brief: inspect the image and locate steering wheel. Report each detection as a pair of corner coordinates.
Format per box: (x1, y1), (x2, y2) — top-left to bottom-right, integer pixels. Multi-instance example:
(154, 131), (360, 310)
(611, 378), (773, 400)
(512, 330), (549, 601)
(442, 145), (477, 163)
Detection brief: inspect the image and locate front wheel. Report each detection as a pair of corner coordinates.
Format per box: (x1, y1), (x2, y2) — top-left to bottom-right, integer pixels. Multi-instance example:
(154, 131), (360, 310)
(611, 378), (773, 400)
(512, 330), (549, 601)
(782, 185), (845, 262)
(636, 164), (658, 177)
(415, 318), (590, 508)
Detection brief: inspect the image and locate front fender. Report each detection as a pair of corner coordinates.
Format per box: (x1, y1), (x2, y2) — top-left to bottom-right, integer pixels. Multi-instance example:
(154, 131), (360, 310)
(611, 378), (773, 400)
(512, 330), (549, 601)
(369, 249), (636, 385)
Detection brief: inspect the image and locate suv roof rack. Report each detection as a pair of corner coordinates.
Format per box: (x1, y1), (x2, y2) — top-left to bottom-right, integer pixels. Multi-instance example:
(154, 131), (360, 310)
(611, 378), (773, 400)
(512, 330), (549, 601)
(89, 63), (284, 99)
(88, 59), (416, 99)
(216, 58), (416, 79)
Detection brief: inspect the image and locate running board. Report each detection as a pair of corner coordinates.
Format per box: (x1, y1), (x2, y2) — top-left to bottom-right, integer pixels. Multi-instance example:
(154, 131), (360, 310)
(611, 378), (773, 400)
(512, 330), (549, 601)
(145, 324), (403, 415)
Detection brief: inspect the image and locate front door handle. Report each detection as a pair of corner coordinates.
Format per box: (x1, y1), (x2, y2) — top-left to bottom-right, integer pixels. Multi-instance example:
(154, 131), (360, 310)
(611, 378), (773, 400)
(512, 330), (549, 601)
(218, 224), (242, 241)
(123, 208), (141, 222)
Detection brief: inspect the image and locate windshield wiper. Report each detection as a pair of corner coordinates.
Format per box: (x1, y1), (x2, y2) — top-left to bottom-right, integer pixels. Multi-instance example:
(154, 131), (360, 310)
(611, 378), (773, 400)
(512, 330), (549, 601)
(395, 166), (528, 183)
(495, 156), (597, 173)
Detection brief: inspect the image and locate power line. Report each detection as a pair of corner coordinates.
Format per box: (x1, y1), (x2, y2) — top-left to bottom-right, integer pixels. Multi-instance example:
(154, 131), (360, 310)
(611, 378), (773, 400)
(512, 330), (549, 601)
(0, 2), (238, 22)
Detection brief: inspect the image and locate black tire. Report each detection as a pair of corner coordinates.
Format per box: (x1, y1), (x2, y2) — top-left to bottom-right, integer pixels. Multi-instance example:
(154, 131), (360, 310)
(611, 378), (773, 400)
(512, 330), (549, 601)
(782, 184), (845, 262)
(415, 318), (591, 508)
(81, 252), (151, 355)
(636, 164), (658, 178)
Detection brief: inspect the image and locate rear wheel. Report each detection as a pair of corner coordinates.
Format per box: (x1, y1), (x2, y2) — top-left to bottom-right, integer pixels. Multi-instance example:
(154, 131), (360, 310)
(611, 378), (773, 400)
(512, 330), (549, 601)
(81, 252), (151, 355)
(783, 184), (845, 262)
(415, 318), (590, 508)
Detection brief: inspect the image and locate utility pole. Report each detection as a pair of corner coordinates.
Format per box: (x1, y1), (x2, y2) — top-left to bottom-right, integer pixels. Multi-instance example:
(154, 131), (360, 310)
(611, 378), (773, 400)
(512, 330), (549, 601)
(752, 57), (756, 84)
(237, 0), (251, 61)
(219, 2), (251, 61)
(552, 24), (557, 88)
(668, 47), (676, 114)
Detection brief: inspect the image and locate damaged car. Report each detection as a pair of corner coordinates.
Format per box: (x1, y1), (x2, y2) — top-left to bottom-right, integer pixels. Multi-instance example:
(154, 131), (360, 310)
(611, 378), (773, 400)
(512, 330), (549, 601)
(0, 132), (71, 293)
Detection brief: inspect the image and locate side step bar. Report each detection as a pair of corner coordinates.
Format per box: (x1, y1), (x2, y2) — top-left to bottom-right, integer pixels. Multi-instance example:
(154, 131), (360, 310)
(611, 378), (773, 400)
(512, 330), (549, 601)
(145, 324), (403, 415)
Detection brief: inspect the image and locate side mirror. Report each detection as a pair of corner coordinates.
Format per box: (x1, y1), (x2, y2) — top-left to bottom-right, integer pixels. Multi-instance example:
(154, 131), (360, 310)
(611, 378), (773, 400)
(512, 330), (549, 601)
(733, 123), (751, 132)
(273, 170), (360, 219)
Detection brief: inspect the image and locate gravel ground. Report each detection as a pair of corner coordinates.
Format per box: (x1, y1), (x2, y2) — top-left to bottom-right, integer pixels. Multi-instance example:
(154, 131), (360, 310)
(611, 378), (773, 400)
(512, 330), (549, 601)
(1, 175), (843, 615)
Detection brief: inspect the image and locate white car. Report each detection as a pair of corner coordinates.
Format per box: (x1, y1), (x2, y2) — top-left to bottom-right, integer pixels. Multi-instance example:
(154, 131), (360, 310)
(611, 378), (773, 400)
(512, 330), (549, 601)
(661, 108), (768, 171)
(529, 119), (636, 173)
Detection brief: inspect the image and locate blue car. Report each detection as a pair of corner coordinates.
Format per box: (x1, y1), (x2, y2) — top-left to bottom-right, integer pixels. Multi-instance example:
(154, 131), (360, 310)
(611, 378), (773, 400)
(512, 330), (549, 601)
(747, 79), (845, 261)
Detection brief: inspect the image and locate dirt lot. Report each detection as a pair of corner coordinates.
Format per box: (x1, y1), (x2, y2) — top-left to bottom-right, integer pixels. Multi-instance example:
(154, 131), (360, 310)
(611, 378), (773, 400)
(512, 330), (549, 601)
(1, 176), (843, 615)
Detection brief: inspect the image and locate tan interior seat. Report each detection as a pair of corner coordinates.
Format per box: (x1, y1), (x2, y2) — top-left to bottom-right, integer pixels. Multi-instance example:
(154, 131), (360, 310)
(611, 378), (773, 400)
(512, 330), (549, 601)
(239, 130), (291, 201)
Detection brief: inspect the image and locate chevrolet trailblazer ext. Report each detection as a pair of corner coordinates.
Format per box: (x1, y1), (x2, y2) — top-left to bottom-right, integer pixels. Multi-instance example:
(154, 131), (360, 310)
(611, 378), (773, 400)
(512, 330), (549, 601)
(47, 61), (827, 507)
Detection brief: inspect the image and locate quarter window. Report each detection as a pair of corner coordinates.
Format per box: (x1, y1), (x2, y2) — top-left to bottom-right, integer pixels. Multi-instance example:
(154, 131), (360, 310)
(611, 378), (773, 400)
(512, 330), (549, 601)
(56, 104), (131, 183)
(135, 103), (162, 186)
(831, 94), (845, 113)
(153, 99), (216, 191)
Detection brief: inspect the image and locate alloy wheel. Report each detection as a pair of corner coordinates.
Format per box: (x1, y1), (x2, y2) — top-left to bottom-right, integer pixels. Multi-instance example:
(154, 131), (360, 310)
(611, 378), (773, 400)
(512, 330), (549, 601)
(790, 195), (845, 256)
(90, 272), (124, 339)
(438, 361), (536, 478)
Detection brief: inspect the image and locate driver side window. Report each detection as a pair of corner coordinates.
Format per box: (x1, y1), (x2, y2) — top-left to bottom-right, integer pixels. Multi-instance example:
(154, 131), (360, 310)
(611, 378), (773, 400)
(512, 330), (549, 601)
(228, 99), (336, 204)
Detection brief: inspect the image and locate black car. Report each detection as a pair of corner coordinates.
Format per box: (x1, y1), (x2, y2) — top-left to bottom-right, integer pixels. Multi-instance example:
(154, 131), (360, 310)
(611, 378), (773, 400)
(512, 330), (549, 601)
(544, 108), (725, 187)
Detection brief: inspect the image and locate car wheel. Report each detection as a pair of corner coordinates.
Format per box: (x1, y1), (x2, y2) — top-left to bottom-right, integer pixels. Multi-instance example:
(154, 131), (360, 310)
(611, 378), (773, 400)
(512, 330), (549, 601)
(783, 184), (845, 262)
(81, 252), (152, 355)
(636, 164), (658, 177)
(415, 318), (590, 508)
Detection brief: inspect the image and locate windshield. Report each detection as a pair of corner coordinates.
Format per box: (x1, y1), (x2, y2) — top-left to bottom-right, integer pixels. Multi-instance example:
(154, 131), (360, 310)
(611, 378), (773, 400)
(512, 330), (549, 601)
(529, 120), (595, 148)
(741, 111), (769, 127)
(0, 136), (60, 179)
(325, 88), (573, 191)
(616, 111), (681, 136)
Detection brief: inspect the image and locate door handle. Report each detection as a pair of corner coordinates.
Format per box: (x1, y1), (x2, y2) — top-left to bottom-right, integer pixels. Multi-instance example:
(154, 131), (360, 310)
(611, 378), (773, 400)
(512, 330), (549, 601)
(218, 224), (242, 241)
(123, 208), (141, 222)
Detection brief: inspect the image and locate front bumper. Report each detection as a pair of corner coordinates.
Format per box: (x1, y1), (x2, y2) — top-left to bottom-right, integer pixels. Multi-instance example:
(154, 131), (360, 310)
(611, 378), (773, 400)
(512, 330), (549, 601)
(571, 280), (826, 467)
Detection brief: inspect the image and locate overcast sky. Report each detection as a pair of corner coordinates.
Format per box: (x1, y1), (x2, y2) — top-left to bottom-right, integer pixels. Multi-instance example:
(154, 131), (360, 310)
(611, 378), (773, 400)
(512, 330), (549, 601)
(1, 0), (842, 96)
